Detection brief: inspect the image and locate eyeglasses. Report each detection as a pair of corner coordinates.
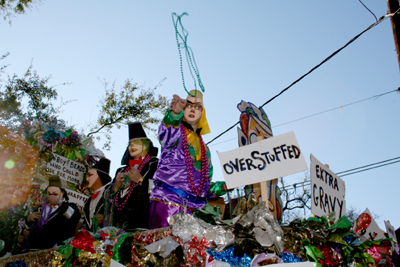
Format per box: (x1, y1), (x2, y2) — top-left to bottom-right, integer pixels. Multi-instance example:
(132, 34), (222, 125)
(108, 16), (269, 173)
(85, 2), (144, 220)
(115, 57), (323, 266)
(185, 102), (203, 111)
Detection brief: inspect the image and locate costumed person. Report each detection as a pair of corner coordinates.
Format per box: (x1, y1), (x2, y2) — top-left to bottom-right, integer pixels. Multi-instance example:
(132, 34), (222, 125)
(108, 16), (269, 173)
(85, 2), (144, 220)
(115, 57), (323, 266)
(104, 122), (158, 231)
(21, 175), (81, 252)
(149, 90), (227, 229)
(83, 157), (112, 232)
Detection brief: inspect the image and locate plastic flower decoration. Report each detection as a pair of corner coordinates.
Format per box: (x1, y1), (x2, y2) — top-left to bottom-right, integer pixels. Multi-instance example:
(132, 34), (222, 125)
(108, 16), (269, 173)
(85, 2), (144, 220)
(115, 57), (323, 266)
(42, 129), (61, 143)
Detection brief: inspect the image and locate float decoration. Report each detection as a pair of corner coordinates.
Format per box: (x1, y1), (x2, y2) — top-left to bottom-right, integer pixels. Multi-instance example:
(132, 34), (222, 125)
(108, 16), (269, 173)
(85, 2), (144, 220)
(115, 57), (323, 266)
(19, 117), (105, 210)
(28, 202), (398, 266)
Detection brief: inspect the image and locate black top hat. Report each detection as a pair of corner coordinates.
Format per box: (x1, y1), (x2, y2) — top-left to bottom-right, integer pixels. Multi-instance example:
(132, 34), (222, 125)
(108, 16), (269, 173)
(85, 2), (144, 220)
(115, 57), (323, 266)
(93, 158), (111, 175)
(120, 122), (156, 165)
(128, 122), (148, 140)
(92, 158), (112, 185)
(48, 175), (62, 188)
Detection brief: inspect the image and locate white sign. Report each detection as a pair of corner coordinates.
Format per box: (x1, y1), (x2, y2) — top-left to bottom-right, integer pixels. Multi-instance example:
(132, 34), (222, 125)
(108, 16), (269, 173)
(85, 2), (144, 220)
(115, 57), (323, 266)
(66, 188), (89, 211)
(361, 208), (385, 241)
(47, 153), (86, 185)
(384, 220), (399, 253)
(110, 259), (126, 267)
(217, 132), (308, 189)
(310, 154), (346, 219)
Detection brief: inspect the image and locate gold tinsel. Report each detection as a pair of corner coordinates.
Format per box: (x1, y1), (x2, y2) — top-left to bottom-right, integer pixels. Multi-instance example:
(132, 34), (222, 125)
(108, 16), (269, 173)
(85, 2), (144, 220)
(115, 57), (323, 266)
(50, 251), (65, 267)
(78, 250), (111, 267)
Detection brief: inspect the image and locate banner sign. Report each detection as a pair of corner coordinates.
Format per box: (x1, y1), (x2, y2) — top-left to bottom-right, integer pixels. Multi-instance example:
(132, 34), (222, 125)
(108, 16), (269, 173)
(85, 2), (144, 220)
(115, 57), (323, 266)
(65, 188), (89, 211)
(217, 132), (308, 189)
(310, 154), (346, 219)
(47, 153), (86, 185)
(358, 208), (385, 242)
(384, 220), (399, 253)
(47, 153), (88, 210)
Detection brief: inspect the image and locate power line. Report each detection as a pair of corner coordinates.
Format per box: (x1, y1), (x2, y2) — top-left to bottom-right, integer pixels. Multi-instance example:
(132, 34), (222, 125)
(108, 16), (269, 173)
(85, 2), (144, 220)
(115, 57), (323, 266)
(281, 156), (400, 191)
(208, 137), (237, 147)
(358, 0), (378, 22)
(208, 89), (399, 147)
(336, 155), (400, 175)
(272, 89), (397, 128)
(258, 15), (389, 109)
(339, 159), (400, 177)
(206, 12), (392, 146)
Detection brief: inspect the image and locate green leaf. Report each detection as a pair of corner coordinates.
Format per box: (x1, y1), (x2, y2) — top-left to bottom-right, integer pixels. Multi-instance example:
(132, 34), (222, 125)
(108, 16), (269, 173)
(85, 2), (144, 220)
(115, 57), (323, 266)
(65, 129), (73, 138)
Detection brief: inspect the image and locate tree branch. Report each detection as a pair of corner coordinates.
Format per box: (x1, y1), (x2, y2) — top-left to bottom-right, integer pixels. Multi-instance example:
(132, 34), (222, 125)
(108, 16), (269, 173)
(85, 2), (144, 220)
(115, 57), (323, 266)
(286, 204), (310, 211)
(87, 116), (123, 137)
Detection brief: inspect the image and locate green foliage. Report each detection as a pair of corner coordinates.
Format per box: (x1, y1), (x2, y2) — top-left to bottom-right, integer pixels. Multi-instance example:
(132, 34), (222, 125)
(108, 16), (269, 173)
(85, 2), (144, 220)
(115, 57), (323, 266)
(0, 52), (9, 74)
(0, 60), (64, 132)
(88, 79), (169, 150)
(0, 0), (39, 23)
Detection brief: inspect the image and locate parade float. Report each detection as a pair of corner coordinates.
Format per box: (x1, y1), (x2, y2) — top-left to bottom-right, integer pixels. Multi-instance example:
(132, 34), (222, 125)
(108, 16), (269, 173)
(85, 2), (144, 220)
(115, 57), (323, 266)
(0, 12), (398, 267)
(0, 102), (397, 267)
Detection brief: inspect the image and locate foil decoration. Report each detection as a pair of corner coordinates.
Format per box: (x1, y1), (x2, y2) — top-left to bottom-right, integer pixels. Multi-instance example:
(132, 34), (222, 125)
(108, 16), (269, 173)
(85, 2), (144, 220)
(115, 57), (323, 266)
(184, 236), (209, 266)
(145, 236), (180, 258)
(171, 212), (235, 252)
(236, 202), (284, 255)
(207, 246), (252, 267)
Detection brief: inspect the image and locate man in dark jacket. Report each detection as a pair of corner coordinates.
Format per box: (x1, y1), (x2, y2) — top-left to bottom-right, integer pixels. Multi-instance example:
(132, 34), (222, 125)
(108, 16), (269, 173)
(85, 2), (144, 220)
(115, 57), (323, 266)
(22, 175), (81, 251)
(83, 157), (112, 232)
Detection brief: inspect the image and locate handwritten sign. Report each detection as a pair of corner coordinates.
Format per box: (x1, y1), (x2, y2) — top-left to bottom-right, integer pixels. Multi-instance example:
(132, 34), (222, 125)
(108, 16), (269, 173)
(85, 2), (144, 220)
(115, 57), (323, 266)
(47, 153), (88, 211)
(361, 208), (385, 241)
(65, 188), (89, 211)
(47, 153), (86, 185)
(384, 220), (399, 253)
(310, 154), (346, 220)
(217, 132), (308, 189)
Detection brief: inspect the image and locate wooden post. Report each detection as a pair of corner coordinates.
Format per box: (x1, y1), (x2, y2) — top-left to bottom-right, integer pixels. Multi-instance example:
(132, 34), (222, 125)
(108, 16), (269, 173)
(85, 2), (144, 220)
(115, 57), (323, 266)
(260, 181), (268, 203)
(388, 0), (400, 72)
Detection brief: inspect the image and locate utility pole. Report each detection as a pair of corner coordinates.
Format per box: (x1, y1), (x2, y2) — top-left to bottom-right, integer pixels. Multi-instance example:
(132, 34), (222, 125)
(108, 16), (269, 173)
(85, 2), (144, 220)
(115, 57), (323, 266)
(388, 0), (400, 72)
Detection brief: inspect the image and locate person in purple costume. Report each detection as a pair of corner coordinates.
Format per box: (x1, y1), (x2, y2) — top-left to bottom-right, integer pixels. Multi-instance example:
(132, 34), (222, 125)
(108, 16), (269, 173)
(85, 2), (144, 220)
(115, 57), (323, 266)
(149, 90), (227, 229)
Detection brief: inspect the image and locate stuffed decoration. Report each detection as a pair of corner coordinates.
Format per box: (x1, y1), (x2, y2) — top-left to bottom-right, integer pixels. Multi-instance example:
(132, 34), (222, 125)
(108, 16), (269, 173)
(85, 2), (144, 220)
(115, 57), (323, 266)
(83, 158), (112, 232)
(149, 90), (227, 229)
(104, 122), (158, 231)
(22, 175), (81, 252)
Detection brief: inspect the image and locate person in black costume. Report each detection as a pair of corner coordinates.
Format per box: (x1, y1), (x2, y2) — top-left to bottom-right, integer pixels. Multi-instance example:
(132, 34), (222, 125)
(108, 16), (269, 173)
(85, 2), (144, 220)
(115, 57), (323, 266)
(83, 157), (112, 232)
(105, 122), (158, 231)
(22, 175), (81, 252)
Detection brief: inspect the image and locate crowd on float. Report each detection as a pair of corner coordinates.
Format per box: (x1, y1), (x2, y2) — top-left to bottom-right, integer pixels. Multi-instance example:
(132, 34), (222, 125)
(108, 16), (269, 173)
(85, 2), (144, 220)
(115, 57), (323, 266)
(12, 90), (229, 254)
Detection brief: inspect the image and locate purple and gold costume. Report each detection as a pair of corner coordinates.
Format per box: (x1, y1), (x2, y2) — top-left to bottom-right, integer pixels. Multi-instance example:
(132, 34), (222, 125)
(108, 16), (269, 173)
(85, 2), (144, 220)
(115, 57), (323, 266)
(149, 109), (224, 229)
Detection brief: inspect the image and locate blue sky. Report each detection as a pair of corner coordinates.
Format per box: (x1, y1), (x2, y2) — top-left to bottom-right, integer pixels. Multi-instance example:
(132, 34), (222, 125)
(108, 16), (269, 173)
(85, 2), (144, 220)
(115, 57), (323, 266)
(2, 1), (399, 229)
